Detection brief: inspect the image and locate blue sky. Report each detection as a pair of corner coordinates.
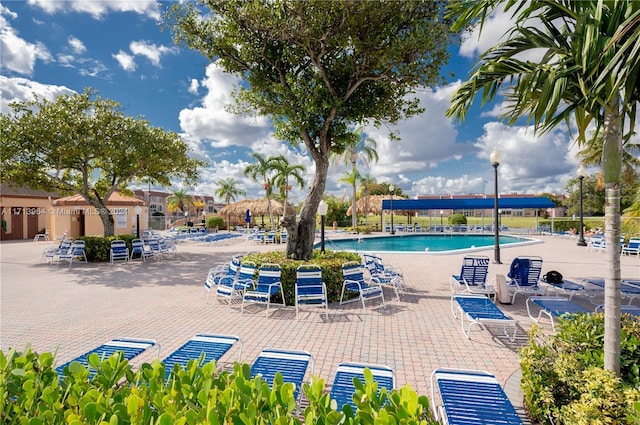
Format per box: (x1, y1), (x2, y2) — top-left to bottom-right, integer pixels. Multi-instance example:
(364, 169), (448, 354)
(0, 1), (601, 204)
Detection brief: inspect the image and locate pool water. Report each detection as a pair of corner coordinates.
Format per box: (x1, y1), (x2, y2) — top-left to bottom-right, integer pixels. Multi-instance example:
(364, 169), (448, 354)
(320, 233), (535, 254)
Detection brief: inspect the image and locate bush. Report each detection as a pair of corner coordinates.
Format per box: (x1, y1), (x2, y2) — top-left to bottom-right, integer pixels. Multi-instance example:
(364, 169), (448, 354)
(1, 346), (439, 424)
(78, 235), (136, 262)
(520, 313), (640, 424)
(206, 215), (225, 230)
(448, 213), (467, 225)
(244, 250), (361, 305)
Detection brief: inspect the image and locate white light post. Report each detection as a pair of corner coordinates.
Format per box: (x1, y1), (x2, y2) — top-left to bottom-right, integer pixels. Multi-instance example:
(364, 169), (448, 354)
(134, 205), (142, 239)
(490, 148), (502, 264)
(440, 209), (444, 232)
(389, 185), (395, 235)
(577, 165), (587, 246)
(318, 200), (328, 253)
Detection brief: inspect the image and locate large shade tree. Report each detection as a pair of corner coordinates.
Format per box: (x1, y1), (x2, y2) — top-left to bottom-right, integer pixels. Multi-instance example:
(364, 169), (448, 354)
(0, 88), (204, 236)
(164, 0), (457, 259)
(446, 0), (640, 374)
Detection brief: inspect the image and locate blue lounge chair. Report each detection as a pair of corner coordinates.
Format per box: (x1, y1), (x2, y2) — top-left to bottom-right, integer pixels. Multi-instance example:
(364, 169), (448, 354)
(329, 362), (395, 412)
(506, 256), (545, 303)
(526, 297), (591, 331)
(622, 238), (640, 257)
(431, 368), (524, 425)
(56, 337), (157, 379)
(250, 348), (314, 401)
(241, 263), (285, 317)
(595, 304), (640, 317)
(452, 294), (518, 340)
(203, 255), (242, 301)
(57, 240), (87, 267)
(130, 238), (154, 262)
(450, 255), (494, 300)
(215, 260), (256, 307)
(162, 334), (242, 378)
(539, 278), (586, 300)
(363, 255), (403, 301)
(295, 264), (328, 320)
(110, 240), (129, 263)
(581, 277), (640, 304)
(340, 261), (385, 315)
(41, 239), (73, 264)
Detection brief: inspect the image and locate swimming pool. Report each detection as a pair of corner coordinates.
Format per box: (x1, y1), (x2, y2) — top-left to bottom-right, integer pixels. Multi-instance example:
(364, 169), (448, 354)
(319, 233), (539, 254)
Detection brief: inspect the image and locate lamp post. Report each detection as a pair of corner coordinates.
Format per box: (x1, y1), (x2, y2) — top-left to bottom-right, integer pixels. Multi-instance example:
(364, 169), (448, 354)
(389, 185), (395, 234)
(318, 200), (328, 253)
(577, 165), (588, 246)
(134, 205), (141, 239)
(490, 148), (502, 264)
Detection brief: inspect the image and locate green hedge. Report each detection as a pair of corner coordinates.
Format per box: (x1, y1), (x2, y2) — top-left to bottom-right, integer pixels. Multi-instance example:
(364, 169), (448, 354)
(78, 235), (137, 262)
(1, 346), (439, 424)
(244, 250), (361, 305)
(520, 312), (640, 424)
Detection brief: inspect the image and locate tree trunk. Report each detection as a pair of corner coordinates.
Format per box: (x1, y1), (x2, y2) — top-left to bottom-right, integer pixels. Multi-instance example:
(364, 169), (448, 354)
(602, 102), (622, 375)
(285, 156), (329, 260)
(88, 199), (115, 236)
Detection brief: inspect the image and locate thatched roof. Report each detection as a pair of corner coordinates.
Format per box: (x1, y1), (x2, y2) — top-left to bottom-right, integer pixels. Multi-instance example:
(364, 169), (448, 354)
(346, 194), (388, 216)
(218, 198), (294, 217)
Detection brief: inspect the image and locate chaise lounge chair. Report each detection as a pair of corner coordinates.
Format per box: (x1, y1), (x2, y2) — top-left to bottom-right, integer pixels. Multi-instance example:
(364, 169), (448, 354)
(162, 334), (242, 378)
(452, 294), (518, 340)
(329, 362), (395, 412)
(340, 261), (385, 315)
(505, 256), (545, 303)
(450, 255), (494, 300)
(55, 337), (157, 379)
(241, 263), (286, 317)
(215, 260), (256, 308)
(250, 348), (314, 401)
(526, 296), (591, 331)
(431, 368), (524, 425)
(295, 264), (328, 320)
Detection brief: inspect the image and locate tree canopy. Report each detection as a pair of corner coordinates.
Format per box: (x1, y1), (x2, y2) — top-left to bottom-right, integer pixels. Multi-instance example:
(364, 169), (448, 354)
(0, 88), (204, 236)
(164, 0), (457, 259)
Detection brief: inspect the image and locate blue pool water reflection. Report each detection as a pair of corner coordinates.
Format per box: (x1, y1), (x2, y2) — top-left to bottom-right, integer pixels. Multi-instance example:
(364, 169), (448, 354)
(318, 233), (536, 253)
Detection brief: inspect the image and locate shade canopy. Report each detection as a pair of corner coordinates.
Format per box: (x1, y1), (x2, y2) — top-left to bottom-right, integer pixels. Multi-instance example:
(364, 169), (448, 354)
(218, 198), (294, 217)
(346, 194), (388, 216)
(381, 197), (555, 211)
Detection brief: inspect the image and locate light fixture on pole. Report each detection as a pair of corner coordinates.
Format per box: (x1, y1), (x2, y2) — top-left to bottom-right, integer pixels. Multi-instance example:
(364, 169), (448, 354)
(134, 205), (142, 239)
(317, 199), (328, 253)
(577, 165), (587, 246)
(440, 210), (444, 232)
(389, 185), (395, 235)
(490, 148), (502, 264)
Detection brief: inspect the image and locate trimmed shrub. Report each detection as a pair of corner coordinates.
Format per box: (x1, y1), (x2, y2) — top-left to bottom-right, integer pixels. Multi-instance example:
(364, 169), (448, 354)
(520, 313), (640, 424)
(448, 213), (467, 225)
(1, 346), (439, 424)
(206, 215), (225, 230)
(78, 235), (135, 262)
(244, 250), (361, 305)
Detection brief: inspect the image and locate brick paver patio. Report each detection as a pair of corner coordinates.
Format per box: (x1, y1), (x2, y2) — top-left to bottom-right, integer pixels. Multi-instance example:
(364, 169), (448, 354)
(2, 233), (638, 422)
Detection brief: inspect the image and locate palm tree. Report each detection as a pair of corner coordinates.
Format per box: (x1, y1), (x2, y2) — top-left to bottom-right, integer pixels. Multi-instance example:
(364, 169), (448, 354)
(215, 178), (246, 229)
(271, 156), (305, 222)
(244, 153), (280, 229)
(338, 168), (360, 229)
(167, 188), (193, 223)
(331, 127), (379, 232)
(358, 174), (377, 227)
(446, 0), (640, 374)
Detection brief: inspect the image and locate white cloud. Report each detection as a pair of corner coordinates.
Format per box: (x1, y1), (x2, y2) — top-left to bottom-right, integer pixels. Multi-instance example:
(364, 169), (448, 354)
(112, 50), (136, 71)
(0, 75), (75, 114)
(178, 63), (272, 148)
(67, 36), (85, 54)
(0, 5), (52, 75)
(129, 40), (176, 67)
(27, 0), (160, 20)
(188, 78), (199, 95)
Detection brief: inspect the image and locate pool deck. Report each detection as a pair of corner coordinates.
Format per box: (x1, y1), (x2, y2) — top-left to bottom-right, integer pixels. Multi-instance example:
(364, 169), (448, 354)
(1, 232), (639, 422)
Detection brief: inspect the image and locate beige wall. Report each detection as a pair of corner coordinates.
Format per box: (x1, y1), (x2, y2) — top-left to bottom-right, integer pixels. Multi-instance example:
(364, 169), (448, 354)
(1, 195), (148, 240)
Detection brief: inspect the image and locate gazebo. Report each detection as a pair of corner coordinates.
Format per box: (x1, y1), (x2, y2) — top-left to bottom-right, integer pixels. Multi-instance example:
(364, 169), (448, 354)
(219, 198), (295, 228)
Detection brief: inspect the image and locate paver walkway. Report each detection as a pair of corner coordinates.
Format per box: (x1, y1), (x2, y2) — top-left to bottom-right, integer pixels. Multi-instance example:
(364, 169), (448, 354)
(2, 233), (638, 423)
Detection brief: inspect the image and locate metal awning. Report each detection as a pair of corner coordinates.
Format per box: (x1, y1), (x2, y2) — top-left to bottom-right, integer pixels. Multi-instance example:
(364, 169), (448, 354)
(381, 197), (555, 211)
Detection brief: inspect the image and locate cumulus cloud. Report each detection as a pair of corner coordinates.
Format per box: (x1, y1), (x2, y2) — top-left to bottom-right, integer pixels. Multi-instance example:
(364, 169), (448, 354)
(112, 50), (136, 71)
(67, 36), (85, 54)
(27, 0), (161, 20)
(0, 75), (75, 113)
(0, 5), (52, 75)
(178, 63), (272, 148)
(129, 40), (176, 67)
